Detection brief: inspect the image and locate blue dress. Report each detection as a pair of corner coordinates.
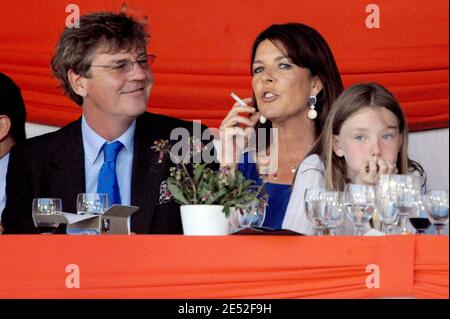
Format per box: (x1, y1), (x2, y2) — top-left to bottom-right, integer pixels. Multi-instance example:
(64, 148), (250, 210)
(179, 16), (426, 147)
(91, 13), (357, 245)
(237, 152), (292, 229)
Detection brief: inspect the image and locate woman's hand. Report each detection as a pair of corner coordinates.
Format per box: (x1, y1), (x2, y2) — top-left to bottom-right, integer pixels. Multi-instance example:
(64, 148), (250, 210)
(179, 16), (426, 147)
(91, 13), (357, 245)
(354, 156), (397, 184)
(219, 98), (260, 167)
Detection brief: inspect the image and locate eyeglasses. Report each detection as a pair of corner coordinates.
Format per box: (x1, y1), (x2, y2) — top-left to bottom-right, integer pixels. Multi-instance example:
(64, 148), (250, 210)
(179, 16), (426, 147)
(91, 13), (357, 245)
(89, 54), (156, 74)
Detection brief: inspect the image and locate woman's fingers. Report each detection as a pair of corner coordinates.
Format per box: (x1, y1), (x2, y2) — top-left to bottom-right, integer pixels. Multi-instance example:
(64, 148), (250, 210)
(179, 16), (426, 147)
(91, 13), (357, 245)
(220, 105), (256, 128)
(221, 115), (255, 129)
(249, 112), (261, 124)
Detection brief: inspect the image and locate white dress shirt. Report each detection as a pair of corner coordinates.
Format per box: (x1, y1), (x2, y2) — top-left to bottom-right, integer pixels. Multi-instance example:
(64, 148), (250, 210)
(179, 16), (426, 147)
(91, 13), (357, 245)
(0, 153), (10, 221)
(81, 116), (135, 205)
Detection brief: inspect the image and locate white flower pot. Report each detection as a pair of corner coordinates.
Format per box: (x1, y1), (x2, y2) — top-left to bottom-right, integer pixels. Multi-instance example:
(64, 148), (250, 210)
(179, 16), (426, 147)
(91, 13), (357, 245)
(180, 205), (229, 235)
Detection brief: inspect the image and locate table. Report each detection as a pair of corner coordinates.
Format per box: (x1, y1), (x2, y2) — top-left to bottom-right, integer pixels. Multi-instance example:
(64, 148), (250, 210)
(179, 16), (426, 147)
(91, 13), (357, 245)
(0, 235), (447, 298)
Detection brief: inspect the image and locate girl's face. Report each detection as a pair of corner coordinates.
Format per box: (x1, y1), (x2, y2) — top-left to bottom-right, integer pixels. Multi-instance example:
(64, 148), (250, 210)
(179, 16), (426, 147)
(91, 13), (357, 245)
(333, 106), (403, 181)
(251, 39), (322, 123)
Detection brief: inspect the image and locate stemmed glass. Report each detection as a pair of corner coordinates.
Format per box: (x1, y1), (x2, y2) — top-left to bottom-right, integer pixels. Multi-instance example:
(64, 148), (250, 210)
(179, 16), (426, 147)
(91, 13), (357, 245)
(345, 184), (375, 236)
(248, 200), (266, 228)
(320, 191), (346, 236)
(32, 198), (62, 234)
(389, 174), (421, 234)
(423, 190), (449, 235)
(376, 175), (399, 235)
(76, 193), (109, 215)
(229, 200), (265, 231)
(304, 187), (326, 235)
(408, 195), (431, 234)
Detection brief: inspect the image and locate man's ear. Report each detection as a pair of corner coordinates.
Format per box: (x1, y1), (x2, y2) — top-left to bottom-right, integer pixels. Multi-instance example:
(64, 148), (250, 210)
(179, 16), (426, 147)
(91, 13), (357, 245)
(67, 69), (88, 97)
(0, 115), (12, 141)
(332, 135), (345, 157)
(310, 76), (324, 97)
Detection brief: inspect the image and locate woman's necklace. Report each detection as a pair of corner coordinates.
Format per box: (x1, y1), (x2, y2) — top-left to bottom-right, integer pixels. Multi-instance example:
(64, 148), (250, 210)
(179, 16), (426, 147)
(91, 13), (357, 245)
(279, 140), (298, 175)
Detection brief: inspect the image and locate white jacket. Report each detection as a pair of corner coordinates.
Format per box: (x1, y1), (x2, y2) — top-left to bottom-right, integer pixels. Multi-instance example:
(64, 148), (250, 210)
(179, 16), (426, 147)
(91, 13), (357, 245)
(283, 154), (325, 235)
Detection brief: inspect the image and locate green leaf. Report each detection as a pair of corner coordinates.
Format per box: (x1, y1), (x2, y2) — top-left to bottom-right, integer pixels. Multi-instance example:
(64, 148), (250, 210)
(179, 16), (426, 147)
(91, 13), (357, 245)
(166, 181), (190, 205)
(194, 164), (205, 184)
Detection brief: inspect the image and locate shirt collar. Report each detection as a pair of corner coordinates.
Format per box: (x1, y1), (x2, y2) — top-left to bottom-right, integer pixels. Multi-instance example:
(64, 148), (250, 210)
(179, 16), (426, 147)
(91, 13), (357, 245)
(81, 116), (136, 164)
(0, 153), (9, 192)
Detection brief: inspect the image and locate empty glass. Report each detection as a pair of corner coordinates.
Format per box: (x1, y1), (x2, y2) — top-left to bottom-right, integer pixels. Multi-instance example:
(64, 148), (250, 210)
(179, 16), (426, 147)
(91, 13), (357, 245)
(249, 200), (266, 228)
(389, 174), (421, 234)
(76, 193), (109, 215)
(229, 200), (265, 231)
(320, 191), (346, 236)
(423, 190), (449, 235)
(32, 198), (62, 234)
(376, 175), (399, 235)
(305, 187), (326, 235)
(345, 184), (375, 236)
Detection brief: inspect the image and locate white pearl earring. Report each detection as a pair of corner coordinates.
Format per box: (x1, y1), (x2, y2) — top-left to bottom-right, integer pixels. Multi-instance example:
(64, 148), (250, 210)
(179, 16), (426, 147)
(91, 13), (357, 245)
(307, 96), (317, 120)
(259, 115), (267, 124)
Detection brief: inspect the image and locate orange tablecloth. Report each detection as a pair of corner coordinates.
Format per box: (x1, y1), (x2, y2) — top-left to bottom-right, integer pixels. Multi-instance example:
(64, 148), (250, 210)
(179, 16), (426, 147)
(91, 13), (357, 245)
(0, 235), (447, 299)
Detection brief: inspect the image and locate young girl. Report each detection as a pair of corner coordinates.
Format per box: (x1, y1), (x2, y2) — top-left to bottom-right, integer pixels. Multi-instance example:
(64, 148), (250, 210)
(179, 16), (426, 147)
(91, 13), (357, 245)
(284, 82), (425, 235)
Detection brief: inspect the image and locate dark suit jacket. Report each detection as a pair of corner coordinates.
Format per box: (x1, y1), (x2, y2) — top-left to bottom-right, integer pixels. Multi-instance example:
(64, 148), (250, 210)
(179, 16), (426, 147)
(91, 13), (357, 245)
(2, 112), (215, 234)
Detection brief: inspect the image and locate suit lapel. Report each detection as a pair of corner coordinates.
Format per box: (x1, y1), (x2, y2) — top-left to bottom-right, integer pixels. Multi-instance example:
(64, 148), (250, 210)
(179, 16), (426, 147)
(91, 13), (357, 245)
(130, 115), (167, 233)
(50, 119), (85, 213)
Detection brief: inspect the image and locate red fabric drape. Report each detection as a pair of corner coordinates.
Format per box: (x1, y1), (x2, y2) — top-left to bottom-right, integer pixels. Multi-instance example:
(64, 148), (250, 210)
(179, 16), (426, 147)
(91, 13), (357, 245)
(0, 0), (448, 131)
(0, 235), (447, 298)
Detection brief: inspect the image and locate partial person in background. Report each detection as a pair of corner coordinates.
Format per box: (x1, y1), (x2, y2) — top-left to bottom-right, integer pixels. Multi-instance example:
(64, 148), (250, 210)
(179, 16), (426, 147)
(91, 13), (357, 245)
(219, 23), (343, 231)
(286, 82), (426, 235)
(2, 11), (213, 234)
(0, 72), (27, 234)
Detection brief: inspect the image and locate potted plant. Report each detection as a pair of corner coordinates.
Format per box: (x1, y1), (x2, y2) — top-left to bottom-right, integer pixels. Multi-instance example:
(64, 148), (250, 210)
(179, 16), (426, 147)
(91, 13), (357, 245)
(152, 138), (266, 235)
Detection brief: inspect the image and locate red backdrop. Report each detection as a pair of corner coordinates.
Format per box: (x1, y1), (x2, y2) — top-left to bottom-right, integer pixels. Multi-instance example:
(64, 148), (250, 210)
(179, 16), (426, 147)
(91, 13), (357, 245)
(0, 0), (448, 131)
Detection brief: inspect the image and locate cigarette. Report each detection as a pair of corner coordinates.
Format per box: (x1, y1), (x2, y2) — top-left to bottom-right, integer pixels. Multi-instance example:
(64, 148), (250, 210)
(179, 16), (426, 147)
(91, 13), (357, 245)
(230, 92), (247, 106)
(230, 93), (267, 124)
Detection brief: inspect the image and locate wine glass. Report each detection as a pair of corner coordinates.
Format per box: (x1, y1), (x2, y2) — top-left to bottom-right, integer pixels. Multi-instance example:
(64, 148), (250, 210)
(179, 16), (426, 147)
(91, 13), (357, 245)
(423, 190), (449, 235)
(304, 187), (326, 235)
(229, 200), (265, 232)
(345, 184), (375, 236)
(248, 200), (266, 228)
(76, 193), (109, 215)
(32, 198), (62, 234)
(376, 175), (399, 235)
(320, 191), (346, 236)
(408, 195), (431, 234)
(389, 174), (421, 234)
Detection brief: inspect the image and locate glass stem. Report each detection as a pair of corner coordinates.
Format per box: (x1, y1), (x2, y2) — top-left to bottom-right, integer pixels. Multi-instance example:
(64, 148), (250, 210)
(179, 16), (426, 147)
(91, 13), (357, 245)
(355, 225), (364, 236)
(399, 215), (408, 233)
(315, 228), (324, 236)
(385, 224), (393, 235)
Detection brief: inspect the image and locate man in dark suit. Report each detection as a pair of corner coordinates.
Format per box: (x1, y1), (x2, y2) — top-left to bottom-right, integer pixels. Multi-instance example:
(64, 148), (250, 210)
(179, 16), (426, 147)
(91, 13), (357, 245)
(2, 11), (214, 234)
(0, 73), (27, 234)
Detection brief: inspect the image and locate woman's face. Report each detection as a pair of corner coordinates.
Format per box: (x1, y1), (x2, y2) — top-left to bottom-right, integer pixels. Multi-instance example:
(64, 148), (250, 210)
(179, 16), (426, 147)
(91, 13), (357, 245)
(251, 39), (321, 123)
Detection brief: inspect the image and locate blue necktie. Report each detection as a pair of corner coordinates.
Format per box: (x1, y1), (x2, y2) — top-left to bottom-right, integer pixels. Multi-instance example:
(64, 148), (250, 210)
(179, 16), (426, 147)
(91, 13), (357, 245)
(97, 141), (123, 205)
